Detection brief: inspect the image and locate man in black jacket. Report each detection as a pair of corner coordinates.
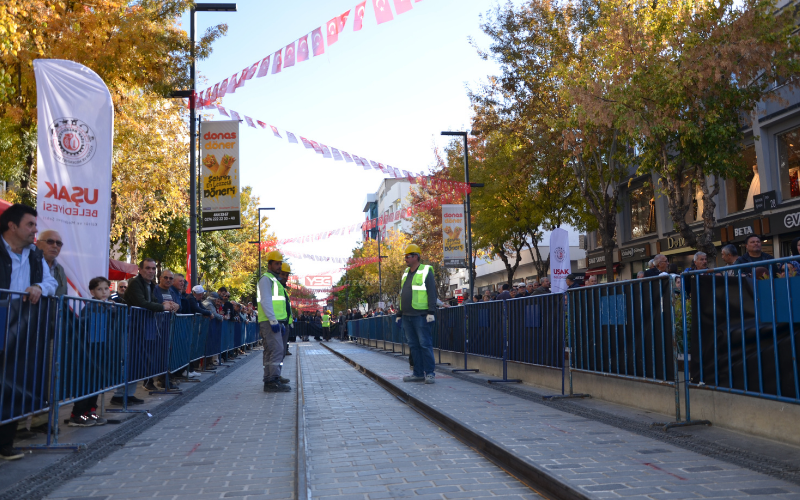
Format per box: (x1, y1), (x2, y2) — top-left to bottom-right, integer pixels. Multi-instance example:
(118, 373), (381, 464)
(0, 204), (59, 461)
(643, 254), (669, 277)
(125, 259), (179, 313)
(532, 277), (552, 295)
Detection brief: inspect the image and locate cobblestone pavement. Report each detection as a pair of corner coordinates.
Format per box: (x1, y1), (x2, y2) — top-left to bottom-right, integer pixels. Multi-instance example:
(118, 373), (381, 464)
(325, 343), (800, 500)
(300, 345), (541, 500)
(45, 349), (297, 500)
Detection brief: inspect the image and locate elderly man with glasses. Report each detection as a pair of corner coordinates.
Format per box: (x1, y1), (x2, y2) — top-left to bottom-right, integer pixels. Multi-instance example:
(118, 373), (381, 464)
(35, 229), (67, 296)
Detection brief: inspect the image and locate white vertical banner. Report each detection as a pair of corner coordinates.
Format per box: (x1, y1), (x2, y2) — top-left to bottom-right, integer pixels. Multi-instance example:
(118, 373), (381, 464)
(549, 228), (571, 294)
(35, 59), (113, 298)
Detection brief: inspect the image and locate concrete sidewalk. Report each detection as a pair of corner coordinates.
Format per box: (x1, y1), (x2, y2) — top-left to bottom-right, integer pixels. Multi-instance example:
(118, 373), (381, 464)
(325, 342), (800, 499)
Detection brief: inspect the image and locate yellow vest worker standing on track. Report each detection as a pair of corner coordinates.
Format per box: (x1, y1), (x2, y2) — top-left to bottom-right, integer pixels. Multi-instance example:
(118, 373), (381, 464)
(279, 263), (293, 357)
(396, 244), (439, 384)
(257, 251), (291, 393)
(322, 310), (331, 341)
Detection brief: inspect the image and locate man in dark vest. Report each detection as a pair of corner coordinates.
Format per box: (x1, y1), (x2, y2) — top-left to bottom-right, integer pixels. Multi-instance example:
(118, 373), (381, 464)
(0, 204), (58, 461)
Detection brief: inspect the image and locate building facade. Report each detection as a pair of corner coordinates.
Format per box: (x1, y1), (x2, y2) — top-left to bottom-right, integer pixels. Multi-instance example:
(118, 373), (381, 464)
(362, 178), (414, 240)
(583, 84), (800, 280)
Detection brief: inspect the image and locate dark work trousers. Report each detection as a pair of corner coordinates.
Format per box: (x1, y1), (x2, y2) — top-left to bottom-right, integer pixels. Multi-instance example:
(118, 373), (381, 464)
(0, 421), (16, 449)
(71, 394), (99, 417)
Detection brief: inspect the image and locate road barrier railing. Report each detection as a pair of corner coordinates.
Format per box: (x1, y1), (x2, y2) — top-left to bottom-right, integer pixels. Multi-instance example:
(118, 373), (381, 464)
(0, 289), (259, 451)
(682, 255), (800, 416)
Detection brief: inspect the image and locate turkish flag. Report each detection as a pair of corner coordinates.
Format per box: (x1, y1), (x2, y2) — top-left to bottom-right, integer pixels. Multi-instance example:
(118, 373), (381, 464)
(287, 132), (299, 143)
(245, 116), (256, 128)
(246, 61), (259, 80)
(338, 10), (350, 32)
(373, 0), (394, 24)
(270, 125), (282, 138)
(354, 1), (367, 31)
(331, 147), (343, 161)
(226, 73), (238, 94)
(326, 17), (339, 45)
(284, 41), (296, 68)
(311, 27), (325, 56)
(300, 136), (314, 149)
(297, 35), (309, 62)
(320, 144), (332, 158)
(236, 66), (249, 88)
(217, 105), (230, 117)
(230, 110), (241, 122)
(218, 78), (228, 98)
(256, 120), (267, 129)
(256, 55), (270, 77)
(341, 151), (353, 162)
(271, 50), (282, 74)
(394, 0), (413, 14)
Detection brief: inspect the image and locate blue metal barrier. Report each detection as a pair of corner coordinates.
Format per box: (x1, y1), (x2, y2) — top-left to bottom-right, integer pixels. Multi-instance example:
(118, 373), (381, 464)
(169, 315), (194, 373)
(0, 293), (59, 446)
(464, 301), (504, 359)
(191, 316), (210, 362)
(506, 293), (564, 369)
(682, 255), (800, 412)
(126, 307), (172, 386)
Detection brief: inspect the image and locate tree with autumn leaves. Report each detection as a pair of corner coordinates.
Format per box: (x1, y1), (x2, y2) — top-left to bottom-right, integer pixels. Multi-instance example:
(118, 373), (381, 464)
(470, 0), (800, 278)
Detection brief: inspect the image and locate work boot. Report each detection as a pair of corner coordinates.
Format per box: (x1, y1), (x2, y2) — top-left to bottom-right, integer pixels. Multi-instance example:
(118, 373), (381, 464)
(263, 381), (291, 393)
(403, 375), (424, 382)
(279, 377), (290, 384)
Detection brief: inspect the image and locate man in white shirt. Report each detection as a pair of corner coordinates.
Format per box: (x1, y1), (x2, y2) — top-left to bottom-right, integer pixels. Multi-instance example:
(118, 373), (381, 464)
(0, 204), (58, 461)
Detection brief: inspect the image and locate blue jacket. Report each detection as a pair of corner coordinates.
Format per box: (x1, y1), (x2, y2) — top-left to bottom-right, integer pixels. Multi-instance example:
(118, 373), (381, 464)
(187, 294), (212, 316)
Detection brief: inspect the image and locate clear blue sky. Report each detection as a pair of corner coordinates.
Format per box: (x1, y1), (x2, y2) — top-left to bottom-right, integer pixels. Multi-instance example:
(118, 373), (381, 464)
(187, 0), (503, 285)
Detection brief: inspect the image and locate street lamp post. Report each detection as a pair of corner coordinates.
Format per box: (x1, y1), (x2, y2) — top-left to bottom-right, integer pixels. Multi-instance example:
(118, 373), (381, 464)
(249, 207), (275, 282)
(441, 131), (476, 301)
(169, 3), (236, 287)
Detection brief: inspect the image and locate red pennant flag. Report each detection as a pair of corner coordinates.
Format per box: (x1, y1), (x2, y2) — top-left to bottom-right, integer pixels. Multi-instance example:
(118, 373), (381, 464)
(226, 73), (238, 94)
(236, 67), (249, 88)
(211, 83), (219, 102)
(326, 17), (339, 45)
(297, 35), (309, 62)
(287, 132), (299, 143)
(245, 116), (257, 128)
(218, 78), (228, 98)
(370, 160), (382, 171)
(310, 140), (324, 154)
(331, 147), (343, 161)
(311, 27), (325, 56)
(271, 50), (283, 74)
(284, 41), (296, 68)
(393, 0), (413, 14)
(246, 62), (259, 80)
(373, 0), (394, 24)
(256, 56), (270, 77)
(270, 125), (282, 138)
(257, 120), (267, 129)
(217, 105), (230, 117)
(354, 1), (367, 31)
(338, 10), (350, 32)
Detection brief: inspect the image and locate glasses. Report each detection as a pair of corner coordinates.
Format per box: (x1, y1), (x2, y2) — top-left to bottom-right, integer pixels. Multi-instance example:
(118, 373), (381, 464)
(161, 276), (173, 281)
(44, 239), (63, 247)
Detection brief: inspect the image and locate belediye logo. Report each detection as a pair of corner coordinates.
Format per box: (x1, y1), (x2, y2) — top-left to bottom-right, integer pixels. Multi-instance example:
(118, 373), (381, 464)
(554, 246), (566, 262)
(49, 118), (96, 166)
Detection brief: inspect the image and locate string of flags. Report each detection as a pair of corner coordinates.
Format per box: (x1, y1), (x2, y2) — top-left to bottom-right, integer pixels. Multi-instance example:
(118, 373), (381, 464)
(277, 191), (467, 246)
(194, 0), (423, 110)
(215, 104), (440, 181)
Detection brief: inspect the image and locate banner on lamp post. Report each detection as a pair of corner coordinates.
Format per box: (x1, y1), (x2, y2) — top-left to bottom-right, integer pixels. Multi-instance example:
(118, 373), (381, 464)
(35, 59), (113, 298)
(549, 228), (571, 294)
(442, 204), (466, 268)
(200, 120), (241, 231)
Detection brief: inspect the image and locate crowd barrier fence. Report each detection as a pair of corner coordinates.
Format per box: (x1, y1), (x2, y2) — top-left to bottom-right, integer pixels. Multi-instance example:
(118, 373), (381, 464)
(682, 255), (800, 421)
(0, 290), (261, 451)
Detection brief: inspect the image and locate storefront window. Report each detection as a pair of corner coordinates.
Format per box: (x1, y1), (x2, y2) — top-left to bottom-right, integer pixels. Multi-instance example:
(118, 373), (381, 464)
(629, 184), (657, 239)
(725, 145), (758, 213)
(777, 127), (800, 201)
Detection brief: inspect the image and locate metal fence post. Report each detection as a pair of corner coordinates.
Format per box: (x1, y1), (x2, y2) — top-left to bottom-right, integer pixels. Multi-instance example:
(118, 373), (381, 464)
(488, 300), (520, 384)
(544, 292), (591, 401)
(452, 304), (478, 373)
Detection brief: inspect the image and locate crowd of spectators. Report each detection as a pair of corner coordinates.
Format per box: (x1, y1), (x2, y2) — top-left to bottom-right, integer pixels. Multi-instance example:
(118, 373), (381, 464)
(0, 203), (263, 461)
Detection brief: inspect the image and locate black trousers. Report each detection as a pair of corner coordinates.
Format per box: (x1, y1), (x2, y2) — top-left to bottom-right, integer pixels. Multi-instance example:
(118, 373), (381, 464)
(71, 394), (99, 417)
(0, 421), (17, 448)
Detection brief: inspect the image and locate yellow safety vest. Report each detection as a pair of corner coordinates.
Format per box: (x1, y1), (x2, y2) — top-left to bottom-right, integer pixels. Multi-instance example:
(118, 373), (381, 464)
(399, 264), (432, 311)
(322, 314), (330, 327)
(257, 273), (287, 322)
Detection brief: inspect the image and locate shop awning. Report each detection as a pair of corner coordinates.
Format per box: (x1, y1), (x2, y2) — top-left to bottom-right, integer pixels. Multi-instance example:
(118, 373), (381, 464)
(109, 258), (139, 280)
(585, 263), (623, 276)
